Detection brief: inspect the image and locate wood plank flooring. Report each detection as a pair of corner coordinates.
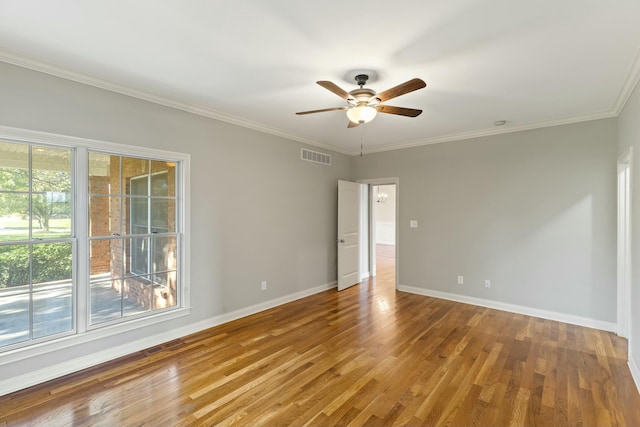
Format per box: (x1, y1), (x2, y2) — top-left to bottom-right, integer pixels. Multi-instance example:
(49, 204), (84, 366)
(1, 244), (639, 426)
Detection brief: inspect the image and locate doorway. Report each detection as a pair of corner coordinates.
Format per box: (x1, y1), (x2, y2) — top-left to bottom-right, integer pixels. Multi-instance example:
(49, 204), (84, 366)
(371, 184), (396, 287)
(357, 178), (399, 289)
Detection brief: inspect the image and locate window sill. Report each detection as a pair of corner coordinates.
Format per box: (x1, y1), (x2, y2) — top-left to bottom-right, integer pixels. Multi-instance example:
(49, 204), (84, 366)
(0, 306), (191, 367)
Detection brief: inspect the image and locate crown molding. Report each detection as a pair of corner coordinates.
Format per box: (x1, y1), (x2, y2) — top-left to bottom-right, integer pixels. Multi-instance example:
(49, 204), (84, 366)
(0, 50), (350, 156)
(2, 47), (638, 158)
(613, 46), (640, 115)
(357, 109), (618, 155)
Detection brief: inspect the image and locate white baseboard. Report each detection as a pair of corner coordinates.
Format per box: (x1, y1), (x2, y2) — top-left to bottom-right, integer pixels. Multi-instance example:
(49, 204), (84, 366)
(397, 284), (617, 332)
(0, 281), (336, 397)
(630, 354), (640, 396)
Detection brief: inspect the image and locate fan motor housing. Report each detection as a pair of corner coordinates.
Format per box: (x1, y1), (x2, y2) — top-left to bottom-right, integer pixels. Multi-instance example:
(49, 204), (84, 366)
(348, 88), (379, 105)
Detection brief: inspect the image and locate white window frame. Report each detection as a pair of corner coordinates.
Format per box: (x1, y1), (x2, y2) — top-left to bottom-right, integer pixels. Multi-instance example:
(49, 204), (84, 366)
(0, 125), (190, 363)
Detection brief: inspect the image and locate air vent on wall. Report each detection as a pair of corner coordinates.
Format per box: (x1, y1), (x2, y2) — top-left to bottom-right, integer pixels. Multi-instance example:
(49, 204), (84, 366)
(301, 148), (331, 166)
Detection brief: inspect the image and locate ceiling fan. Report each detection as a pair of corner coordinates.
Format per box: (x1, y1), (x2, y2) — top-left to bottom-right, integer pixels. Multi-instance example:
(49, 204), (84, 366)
(296, 74), (426, 128)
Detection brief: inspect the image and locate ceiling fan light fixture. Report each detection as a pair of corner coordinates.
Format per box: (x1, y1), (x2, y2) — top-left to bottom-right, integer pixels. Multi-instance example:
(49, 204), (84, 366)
(347, 105), (377, 124)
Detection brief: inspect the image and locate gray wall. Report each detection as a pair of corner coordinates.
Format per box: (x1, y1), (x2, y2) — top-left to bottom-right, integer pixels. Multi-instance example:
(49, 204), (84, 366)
(618, 82), (640, 370)
(0, 59), (624, 392)
(353, 120), (618, 322)
(0, 62), (352, 383)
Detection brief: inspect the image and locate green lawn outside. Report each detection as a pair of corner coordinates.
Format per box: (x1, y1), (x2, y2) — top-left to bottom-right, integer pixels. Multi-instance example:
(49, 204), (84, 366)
(0, 217), (71, 242)
(0, 217), (71, 229)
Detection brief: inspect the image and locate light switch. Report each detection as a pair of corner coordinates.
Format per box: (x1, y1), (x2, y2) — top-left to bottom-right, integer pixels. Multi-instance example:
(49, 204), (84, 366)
(410, 220), (418, 228)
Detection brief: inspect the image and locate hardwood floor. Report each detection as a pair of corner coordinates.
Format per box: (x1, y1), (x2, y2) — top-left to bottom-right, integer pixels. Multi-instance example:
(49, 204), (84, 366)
(1, 244), (639, 426)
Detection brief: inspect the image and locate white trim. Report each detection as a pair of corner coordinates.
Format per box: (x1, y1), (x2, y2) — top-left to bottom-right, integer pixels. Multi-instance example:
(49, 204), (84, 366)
(397, 284), (617, 332)
(0, 51), (351, 156)
(0, 281), (336, 396)
(358, 184), (369, 281)
(617, 148), (633, 338)
(358, 111), (617, 155)
(0, 308), (191, 367)
(629, 354), (640, 396)
(0, 125), (188, 159)
(75, 147), (89, 334)
(357, 178), (400, 289)
(614, 46), (640, 114)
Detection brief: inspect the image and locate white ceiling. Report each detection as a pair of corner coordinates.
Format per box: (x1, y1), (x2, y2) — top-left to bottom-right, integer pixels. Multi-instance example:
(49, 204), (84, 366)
(1, 0), (640, 155)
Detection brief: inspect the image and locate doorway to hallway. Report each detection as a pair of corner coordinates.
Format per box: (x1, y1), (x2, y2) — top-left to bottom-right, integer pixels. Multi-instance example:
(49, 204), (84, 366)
(372, 184), (396, 288)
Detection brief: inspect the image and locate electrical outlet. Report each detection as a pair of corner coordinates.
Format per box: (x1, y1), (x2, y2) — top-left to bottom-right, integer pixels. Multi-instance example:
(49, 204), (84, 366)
(261, 281), (267, 291)
(484, 279), (491, 288)
(457, 275), (464, 285)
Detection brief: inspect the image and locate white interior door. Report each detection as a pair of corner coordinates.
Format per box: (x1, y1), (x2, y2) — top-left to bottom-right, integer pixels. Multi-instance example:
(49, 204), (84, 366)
(338, 180), (363, 291)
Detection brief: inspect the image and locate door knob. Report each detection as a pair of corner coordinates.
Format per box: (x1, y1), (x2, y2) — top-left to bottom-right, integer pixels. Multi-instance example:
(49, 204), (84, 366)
(337, 239), (345, 243)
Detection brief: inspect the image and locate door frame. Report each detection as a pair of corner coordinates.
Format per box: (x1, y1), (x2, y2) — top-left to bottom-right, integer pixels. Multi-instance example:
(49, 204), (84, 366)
(617, 148), (632, 339)
(357, 177), (399, 289)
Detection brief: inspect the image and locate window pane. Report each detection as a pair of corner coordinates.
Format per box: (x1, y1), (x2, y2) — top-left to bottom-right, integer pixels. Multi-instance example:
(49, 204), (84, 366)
(31, 192), (71, 238)
(89, 196), (122, 237)
(151, 161), (175, 196)
(90, 279), (122, 324)
(89, 153), (120, 195)
(0, 193), (29, 241)
(90, 238), (121, 279)
(32, 146), (71, 181)
(0, 244), (30, 288)
(0, 141), (29, 192)
(152, 236), (177, 273)
(31, 147), (72, 238)
(32, 243), (72, 285)
(125, 196), (148, 235)
(151, 198), (174, 233)
(125, 237), (149, 276)
(150, 170), (168, 197)
(153, 272), (177, 309)
(123, 158), (149, 195)
(0, 292), (30, 347)
(129, 174), (148, 197)
(123, 275), (151, 317)
(33, 285), (72, 339)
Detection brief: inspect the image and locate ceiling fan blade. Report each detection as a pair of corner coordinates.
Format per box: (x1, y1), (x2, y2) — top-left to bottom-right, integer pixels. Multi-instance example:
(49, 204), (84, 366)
(376, 78), (426, 102)
(377, 105), (423, 117)
(347, 120), (360, 128)
(296, 106), (349, 115)
(317, 81), (351, 100)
